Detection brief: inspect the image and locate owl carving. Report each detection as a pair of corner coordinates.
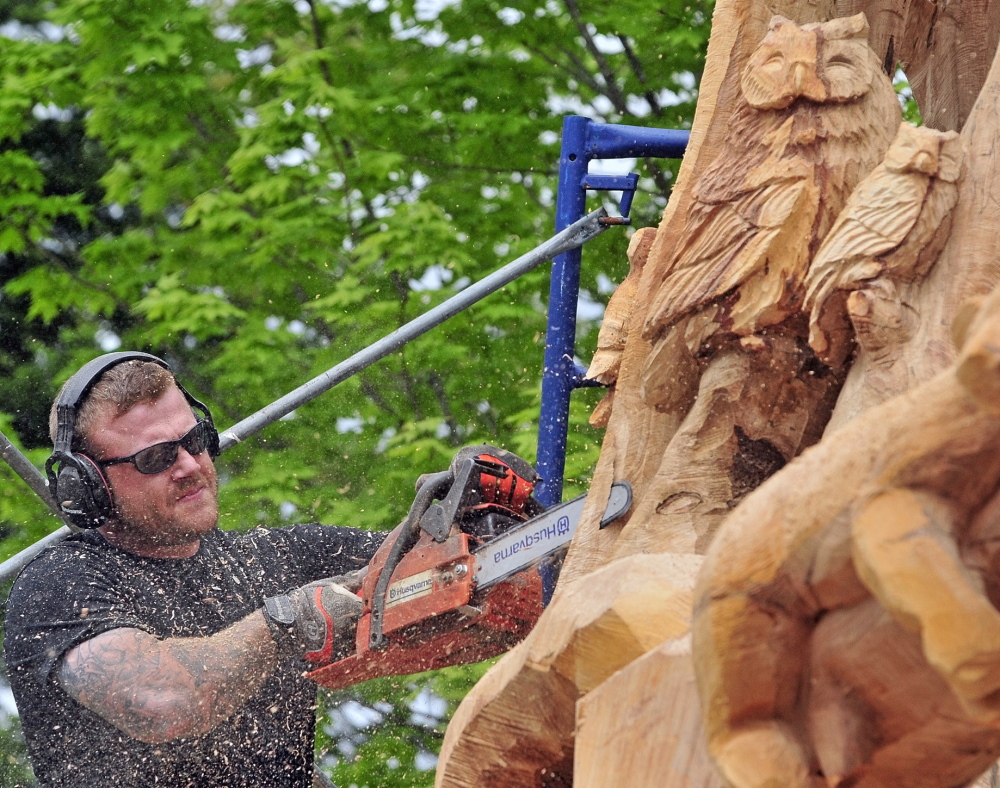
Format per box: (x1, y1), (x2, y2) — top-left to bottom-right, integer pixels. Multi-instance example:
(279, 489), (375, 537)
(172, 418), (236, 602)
(641, 13), (901, 355)
(804, 122), (965, 360)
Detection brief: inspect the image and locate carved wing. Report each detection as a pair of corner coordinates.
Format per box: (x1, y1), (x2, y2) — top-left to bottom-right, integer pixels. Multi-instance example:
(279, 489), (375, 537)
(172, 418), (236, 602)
(644, 171), (818, 338)
(880, 175), (961, 283)
(804, 166), (930, 314)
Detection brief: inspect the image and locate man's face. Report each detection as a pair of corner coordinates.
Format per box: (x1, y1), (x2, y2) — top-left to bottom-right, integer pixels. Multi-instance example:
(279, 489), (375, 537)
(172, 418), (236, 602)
(88, 385), (220, 558)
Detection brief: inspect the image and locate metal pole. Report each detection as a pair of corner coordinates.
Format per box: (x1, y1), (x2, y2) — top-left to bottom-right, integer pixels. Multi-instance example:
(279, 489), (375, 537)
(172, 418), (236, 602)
(219, 206), (610, 451)
(587, 123), (689, 160)
(0, 208), (612, 582)
(0, 430), (64, 518)
(0, 525), (74, 582)
(0, 430), (77, 582)
(535, 116), (591, 508)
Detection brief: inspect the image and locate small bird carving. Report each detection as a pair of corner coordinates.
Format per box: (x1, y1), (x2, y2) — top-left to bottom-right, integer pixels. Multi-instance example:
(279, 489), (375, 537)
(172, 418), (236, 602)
(804, 122), (965, 359)
(641, 13), (901, 349)
(587, 227), (657, 428)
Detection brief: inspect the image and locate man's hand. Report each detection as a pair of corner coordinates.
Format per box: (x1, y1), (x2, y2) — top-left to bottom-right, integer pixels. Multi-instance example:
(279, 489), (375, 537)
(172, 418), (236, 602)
(263, 572), (364, 665)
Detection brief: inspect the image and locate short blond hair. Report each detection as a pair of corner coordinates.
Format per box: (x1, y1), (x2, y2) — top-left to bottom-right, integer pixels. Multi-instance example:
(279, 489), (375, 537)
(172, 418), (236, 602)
(50, 360), (177, 455)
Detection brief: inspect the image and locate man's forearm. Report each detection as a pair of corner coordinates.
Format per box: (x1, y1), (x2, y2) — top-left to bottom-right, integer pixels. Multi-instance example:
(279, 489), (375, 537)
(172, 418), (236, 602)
(59, 611), (279, 743)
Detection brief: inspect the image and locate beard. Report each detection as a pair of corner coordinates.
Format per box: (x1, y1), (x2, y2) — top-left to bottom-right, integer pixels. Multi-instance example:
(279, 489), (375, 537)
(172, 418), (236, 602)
(106, 463), (221, 554)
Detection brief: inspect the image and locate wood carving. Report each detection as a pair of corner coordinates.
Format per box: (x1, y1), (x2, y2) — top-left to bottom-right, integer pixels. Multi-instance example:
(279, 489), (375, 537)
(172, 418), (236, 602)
(692, 286), (1000, 788)
(638, 14), (899, 451)
(643, 14), (899, 349)
(587, 226), (657, 428)
(436, 1), (1000, 786)
(804, 122), (964, 368)
(617, 13), (901, 564)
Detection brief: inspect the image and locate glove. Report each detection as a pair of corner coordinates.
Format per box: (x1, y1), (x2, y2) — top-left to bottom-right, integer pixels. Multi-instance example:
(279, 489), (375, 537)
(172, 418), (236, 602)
(262, 571), (364, 665)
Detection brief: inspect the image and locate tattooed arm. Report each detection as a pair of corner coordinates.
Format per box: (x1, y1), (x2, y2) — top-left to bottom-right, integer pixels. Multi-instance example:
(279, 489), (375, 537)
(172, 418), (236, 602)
(57, 611), (279, 743)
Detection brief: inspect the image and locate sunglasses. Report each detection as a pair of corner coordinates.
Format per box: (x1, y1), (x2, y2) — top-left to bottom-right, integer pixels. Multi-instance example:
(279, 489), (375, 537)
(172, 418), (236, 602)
(97, 420), (214, 475)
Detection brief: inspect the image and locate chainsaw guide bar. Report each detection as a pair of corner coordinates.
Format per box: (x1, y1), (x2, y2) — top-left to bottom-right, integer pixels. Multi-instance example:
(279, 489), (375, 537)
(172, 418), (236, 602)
(472, 481), (632, 590)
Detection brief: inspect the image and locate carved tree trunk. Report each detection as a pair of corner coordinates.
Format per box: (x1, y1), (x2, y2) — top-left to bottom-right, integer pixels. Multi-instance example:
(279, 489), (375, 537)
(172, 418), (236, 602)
(436, 2), (1000, 786)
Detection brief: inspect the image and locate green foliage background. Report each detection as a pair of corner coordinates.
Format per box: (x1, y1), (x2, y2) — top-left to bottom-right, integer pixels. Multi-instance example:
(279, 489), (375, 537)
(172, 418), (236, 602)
(0, 0), (712, 783)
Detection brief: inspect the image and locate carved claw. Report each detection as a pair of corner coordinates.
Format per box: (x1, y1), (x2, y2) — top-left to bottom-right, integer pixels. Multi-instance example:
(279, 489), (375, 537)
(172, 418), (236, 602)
(841, 260), (883, 288)
(807, 260), (886, 357)
(846, 279), (912, 358)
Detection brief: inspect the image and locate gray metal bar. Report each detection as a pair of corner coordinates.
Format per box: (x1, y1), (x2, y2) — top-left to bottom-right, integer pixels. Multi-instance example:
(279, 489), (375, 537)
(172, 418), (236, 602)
(0, 429), (64, 518)
(0, 430), (78, 583)
(0, 207), (611, 582)
(0, 524), (74, 582)
(218, 206), (610, 450)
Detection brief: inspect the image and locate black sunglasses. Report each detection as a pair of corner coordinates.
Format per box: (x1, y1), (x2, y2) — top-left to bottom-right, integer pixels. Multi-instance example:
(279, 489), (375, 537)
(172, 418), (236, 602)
(97, 420), (213, 475)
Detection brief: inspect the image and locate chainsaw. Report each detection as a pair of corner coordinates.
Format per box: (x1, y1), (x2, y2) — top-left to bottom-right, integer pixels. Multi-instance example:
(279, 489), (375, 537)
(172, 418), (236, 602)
(307, 444), (632, 689)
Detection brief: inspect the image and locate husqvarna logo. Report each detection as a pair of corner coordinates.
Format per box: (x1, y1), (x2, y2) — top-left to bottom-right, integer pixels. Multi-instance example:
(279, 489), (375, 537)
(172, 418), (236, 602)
(386, 570), (435, 608)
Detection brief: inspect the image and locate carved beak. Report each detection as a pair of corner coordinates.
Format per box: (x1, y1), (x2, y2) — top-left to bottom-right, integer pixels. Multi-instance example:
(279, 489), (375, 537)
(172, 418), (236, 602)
(793, 61), (827, 103)
(912, 150), (938, 175)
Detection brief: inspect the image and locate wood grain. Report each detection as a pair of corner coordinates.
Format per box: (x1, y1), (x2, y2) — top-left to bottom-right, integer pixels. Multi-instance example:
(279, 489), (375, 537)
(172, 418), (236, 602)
(435, 2), (1000, 786)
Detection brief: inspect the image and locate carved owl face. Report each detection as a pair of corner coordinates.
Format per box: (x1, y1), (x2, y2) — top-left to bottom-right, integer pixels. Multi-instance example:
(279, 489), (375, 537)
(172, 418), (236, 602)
(883, 123), (941, 175)
(883, 123), (964, 180)
(741, 14), (876, 110)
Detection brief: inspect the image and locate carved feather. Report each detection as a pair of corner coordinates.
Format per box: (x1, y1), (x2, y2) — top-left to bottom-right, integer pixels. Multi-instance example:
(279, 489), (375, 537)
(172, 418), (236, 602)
(804, 167), (930, 310)
(805, 124), (965, 356)
(640, 14), (901, 345)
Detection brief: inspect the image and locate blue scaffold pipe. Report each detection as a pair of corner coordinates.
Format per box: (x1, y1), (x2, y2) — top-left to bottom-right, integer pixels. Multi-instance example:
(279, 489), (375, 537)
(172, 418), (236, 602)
(536, 116), (689, 509)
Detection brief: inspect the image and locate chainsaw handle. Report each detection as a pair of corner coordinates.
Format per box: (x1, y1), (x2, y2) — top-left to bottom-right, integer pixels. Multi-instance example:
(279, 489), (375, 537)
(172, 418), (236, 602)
(419, 457), (499, 542)
(369, 469), (454, 651)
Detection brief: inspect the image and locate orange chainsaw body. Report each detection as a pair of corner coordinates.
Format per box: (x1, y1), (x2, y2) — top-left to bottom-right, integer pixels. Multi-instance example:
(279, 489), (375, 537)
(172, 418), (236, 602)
(309, 453), (545, 689)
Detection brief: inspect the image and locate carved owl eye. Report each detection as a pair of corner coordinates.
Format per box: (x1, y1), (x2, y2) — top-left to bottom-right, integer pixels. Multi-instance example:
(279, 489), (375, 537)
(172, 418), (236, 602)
(820, 39), (874, 102)
(741, 24), (827, 109)
(761, 52), (786, 69)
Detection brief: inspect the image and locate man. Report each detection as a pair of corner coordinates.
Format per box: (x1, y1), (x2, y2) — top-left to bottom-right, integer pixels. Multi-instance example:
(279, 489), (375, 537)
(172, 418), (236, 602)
(4, 353), (386, 787)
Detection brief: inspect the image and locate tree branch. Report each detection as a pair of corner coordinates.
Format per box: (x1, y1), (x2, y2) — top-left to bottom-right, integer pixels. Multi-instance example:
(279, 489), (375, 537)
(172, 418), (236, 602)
(426, 371), (460, 445)
(522, 41), (605, 96)
(359, 375), (401, 420)
(305, 0), (334, 86)
(642, 158), (674, 200)
(39, 246), (133, 315)
(561, 0), (630, 114)
(618, 34), (664, 118)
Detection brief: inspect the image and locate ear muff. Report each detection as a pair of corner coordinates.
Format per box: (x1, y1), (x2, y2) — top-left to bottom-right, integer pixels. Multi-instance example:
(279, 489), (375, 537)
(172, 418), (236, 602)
(46, 454), (114, 530)
(45, 351), (218, 529)
(200, 411), (220, 460)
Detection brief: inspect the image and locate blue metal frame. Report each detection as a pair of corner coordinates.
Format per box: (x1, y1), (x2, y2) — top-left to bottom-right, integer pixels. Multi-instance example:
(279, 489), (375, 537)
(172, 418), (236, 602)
(535, 115), (689, 507)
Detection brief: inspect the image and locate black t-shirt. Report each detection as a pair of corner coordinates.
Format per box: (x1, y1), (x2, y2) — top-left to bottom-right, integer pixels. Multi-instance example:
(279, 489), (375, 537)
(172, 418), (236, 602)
(4, 524), (384, 788)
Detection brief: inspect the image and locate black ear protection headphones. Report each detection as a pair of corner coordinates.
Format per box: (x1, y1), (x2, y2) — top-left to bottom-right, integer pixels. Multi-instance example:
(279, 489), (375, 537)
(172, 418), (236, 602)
(45, 352), (220, 529)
